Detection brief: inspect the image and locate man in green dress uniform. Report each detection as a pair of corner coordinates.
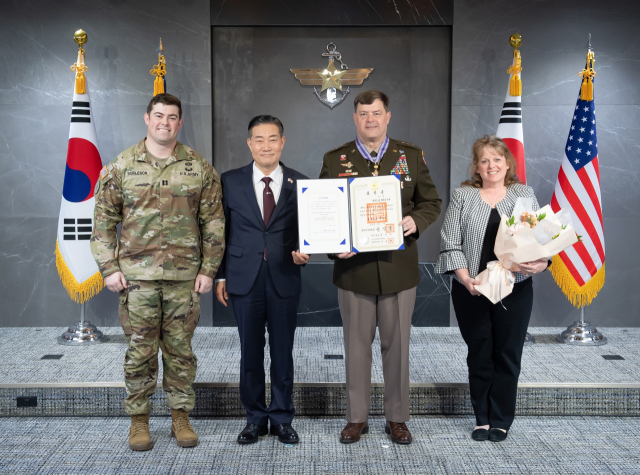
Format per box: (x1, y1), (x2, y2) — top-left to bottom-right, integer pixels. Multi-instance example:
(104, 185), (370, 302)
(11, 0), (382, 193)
(319, 90), (441, 445)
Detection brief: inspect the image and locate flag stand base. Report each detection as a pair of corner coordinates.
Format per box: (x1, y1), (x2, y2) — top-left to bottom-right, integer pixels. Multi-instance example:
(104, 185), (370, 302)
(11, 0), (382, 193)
(556, 307), (607, 346)
(556, 320), (607, 346)
(524, 332), (535, 345)
(57, 321), (106, 345)
(57, 302), (106, 345)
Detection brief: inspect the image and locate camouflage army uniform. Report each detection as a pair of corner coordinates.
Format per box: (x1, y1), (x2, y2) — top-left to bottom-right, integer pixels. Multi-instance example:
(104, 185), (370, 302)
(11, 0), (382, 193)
(91, 138), (224, 415)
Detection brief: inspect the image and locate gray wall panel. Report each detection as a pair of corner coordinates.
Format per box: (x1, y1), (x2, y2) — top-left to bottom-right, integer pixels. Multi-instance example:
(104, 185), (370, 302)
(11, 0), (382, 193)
(450, 0), (640, 326)
(212, 26), (452, 261)
(0, 0), (212, 327)
(211, 0), (454, 26)
(0, 0), (638, 328)
(452, 0), (640, 107)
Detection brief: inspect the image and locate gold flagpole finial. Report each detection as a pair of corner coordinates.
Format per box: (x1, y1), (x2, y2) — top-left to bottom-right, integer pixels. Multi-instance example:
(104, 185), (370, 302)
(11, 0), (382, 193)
(507, 33), (522, 96)
(71, 29), (88, 94)
(579, 34), (596, 101)
(509, 33), (522, 51)
(151, 37), (167, 96)
(74, 29), (87, 49)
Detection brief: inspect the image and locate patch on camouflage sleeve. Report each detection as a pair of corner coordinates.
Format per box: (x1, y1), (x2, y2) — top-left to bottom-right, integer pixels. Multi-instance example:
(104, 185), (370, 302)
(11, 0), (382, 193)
(94, 180), (100, 195)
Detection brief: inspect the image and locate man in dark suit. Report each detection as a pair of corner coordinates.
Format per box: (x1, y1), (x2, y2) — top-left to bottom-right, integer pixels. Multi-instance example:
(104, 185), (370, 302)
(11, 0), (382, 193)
(215, 115), (309, 445)
(320, 90), (441, 445)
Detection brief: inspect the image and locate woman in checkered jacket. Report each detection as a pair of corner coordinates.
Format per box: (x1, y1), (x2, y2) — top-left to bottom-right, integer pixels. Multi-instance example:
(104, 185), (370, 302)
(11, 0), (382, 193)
(435, 135), (548, 442)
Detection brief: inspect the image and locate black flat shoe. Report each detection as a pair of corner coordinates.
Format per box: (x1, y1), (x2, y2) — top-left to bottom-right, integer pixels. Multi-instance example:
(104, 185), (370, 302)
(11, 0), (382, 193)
(270, 423), (299, 444)
(488, 428), (508, 442)
(237, 423), (268, 444)
(471, 428), (489, 441)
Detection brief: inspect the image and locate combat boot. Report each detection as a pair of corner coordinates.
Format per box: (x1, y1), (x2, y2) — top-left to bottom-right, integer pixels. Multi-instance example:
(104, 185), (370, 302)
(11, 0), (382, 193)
(171, 408), (198, 447)
(129, 414), (152, 451)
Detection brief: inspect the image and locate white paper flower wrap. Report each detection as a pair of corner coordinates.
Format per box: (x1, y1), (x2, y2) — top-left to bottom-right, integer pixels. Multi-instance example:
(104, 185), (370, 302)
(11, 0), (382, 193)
(474, 198), (579, 304)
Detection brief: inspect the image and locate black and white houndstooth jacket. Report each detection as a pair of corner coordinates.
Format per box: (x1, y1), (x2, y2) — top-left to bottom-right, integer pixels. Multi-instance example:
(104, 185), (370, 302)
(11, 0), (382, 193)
(434, 183), (540, 283)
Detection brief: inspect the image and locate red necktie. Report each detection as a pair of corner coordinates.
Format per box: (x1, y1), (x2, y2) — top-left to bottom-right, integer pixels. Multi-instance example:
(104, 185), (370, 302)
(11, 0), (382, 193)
(261, 177), (275, 260)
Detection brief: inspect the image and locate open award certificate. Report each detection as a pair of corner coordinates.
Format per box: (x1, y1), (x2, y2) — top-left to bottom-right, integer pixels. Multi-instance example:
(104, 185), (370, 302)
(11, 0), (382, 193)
(349, 175), (405, 253)
(297, 179), (352, 254)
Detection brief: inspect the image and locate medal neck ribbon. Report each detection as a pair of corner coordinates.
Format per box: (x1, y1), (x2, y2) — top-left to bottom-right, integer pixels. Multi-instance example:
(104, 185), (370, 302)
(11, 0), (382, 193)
(356, 136), (389, 164)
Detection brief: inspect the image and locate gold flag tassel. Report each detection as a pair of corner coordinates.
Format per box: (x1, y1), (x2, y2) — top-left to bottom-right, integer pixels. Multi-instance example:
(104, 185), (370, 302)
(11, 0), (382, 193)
(507, 48), (522, 96)
(150, 38), (167, 96)
(549, 255), (605, 308)
(70, 29), (88, 94)
(55, 240), (105, 303)
(579, 50), (596, 101)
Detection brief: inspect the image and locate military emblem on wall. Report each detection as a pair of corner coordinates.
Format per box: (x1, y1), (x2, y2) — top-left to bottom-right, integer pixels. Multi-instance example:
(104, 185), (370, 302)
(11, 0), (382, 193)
(291, 42), (373, 109)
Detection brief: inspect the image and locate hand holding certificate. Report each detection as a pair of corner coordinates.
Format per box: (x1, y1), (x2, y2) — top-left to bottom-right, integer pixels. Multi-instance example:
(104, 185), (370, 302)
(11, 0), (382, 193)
(297, 176), (405, 254)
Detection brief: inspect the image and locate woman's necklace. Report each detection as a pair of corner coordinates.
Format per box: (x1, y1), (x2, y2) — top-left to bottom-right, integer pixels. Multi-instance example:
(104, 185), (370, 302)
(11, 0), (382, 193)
(480, 187), (506, 208)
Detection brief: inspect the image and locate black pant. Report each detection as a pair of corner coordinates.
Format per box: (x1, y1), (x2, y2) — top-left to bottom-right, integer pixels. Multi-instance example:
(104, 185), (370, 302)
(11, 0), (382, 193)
(230, 260), (299, 425)
(451, 278), (533, 430)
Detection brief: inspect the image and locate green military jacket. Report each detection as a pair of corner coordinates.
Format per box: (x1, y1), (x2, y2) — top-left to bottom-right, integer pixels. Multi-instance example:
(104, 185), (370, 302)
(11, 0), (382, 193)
(319, 138), (441, 295)
(91, 139), (225, 281)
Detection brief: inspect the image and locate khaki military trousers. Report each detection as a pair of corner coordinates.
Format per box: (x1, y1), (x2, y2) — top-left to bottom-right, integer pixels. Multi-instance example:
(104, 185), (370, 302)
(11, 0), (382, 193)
(338, 287), (416, 423)
(118, 279), (200, 415)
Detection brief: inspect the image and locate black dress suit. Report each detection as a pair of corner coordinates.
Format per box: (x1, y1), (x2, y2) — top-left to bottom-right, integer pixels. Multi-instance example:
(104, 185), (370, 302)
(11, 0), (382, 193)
(215, 161), (308, 425)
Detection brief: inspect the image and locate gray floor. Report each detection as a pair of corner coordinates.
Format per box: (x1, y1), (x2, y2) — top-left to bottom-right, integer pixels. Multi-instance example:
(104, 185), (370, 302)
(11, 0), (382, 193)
(2, 327), (638, 385)
(1, 415), (639, 474)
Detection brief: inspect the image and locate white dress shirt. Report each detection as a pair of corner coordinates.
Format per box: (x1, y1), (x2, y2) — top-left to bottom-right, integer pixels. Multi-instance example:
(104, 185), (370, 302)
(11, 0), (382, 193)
(215, 163), (283, 284)
(252, 162), (283, 217)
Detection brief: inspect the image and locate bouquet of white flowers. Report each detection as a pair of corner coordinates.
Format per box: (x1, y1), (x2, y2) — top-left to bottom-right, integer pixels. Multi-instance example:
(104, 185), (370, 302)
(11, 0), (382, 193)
(475, 197), (579, 304)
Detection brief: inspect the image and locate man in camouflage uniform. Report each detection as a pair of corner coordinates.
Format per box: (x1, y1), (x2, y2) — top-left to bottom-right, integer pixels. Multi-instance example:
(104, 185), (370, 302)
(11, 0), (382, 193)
(91, 93), (224, 451)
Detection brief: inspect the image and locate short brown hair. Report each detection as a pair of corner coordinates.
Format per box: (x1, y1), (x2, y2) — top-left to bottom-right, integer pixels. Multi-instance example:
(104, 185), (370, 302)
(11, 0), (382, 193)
(354, 90), (389, 112)
(147, 93), (182, 119)
(461, 135), (522, 188)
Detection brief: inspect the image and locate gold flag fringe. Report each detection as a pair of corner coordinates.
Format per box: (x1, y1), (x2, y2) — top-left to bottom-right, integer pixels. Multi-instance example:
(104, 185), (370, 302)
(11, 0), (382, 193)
(507, 49), (522, 96)
(71, 49), (88, 94)
(153, 75), (165, 96)
(549, 254), (605, 308)
(150, 38), (166, 97)
(55, 240), (104, 303)
(579, 50), (596, 101)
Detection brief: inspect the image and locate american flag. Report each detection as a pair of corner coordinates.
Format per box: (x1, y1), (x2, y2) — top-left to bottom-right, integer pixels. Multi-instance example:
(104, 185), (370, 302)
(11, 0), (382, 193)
(550, 76), (605, 307)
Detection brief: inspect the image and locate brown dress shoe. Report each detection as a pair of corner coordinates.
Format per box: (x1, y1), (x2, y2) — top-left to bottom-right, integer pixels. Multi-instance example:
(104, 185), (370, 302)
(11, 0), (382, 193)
(340, 422), (369, 444)
(385, 421), (412, 445)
